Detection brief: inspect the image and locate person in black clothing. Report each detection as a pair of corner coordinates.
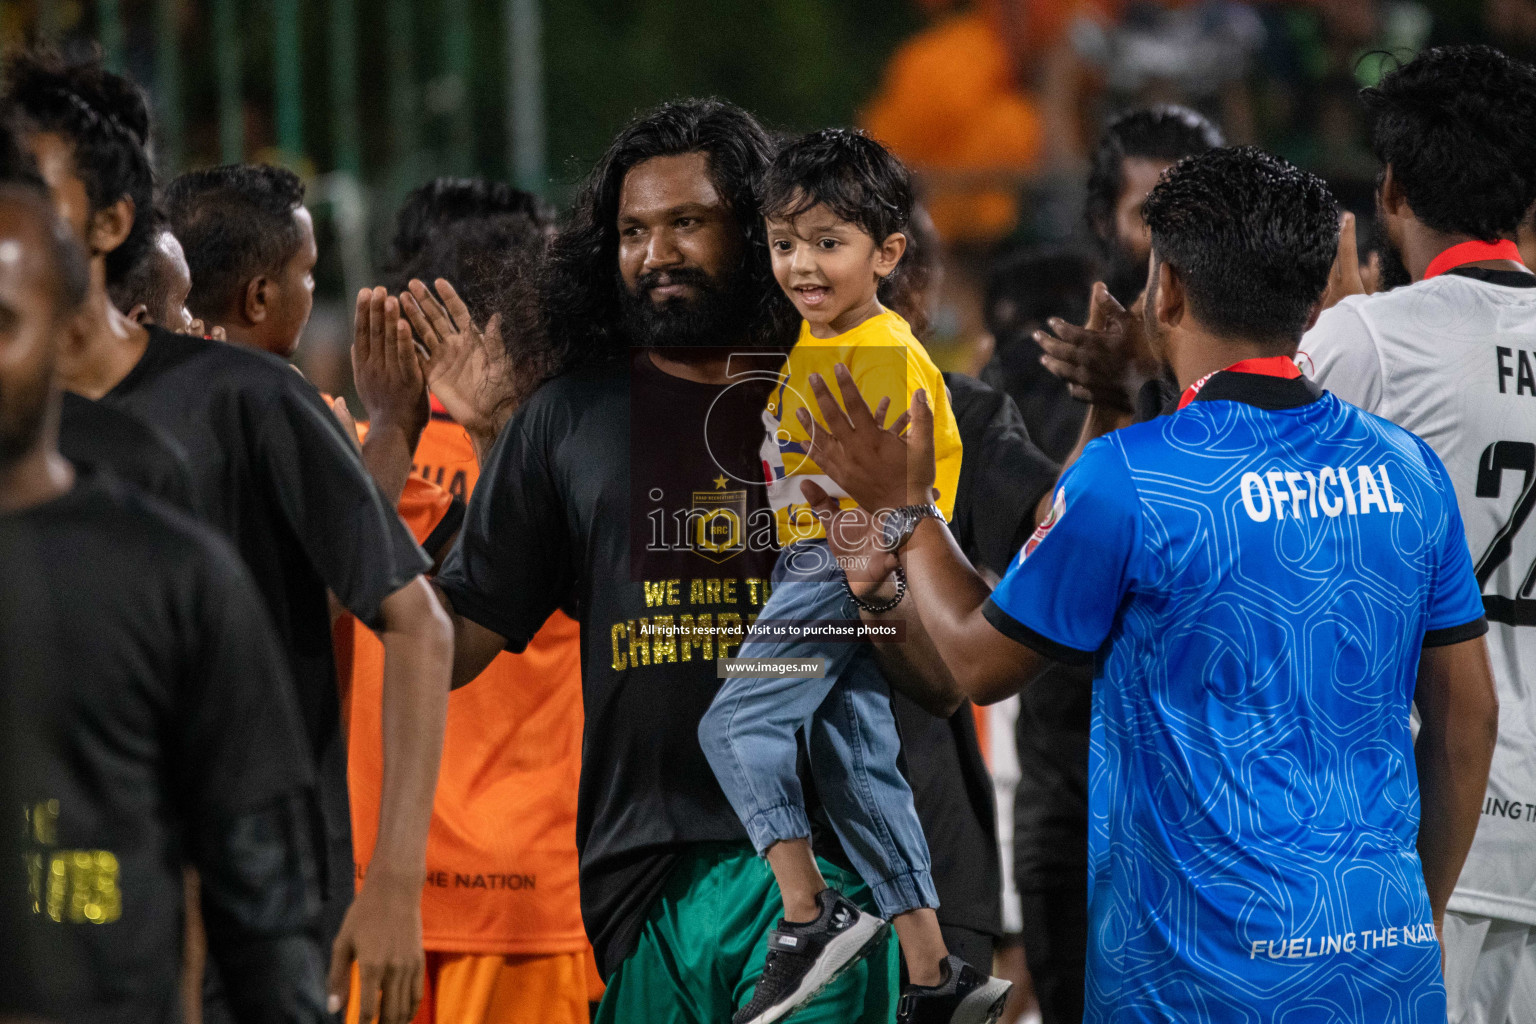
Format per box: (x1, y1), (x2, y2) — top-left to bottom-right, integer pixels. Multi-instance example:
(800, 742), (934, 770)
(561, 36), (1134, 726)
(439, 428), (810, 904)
(925, 371), (1061, 974)
(972, 107), (1222, 1024)
(918, 371), (1094, 1024)
(432, 99), (916, 1021)
(969, 247), (1099, 1024)
(0, 180), (326, 1023)
(106, 219), (217, 338)
(56, 386), (196, 509)
(986, 109), (1222, 471)
(882, 216), (1058, 976)
(0, 67), (194, 512)
(1033, 107), (1226, 450)
(164, 163), (316, 359)
(4, 48), (453, 1024)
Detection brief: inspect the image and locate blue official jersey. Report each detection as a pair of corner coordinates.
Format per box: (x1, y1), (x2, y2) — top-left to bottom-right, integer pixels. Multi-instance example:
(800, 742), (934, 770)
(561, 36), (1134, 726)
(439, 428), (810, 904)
(986, 369), (1487, 1023)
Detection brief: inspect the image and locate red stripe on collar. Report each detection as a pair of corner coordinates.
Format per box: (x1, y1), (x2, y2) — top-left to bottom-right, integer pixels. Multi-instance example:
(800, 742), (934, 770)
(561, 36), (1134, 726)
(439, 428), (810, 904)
(1178, 356), (1302, 410)
(1424, 239), (1525, 280)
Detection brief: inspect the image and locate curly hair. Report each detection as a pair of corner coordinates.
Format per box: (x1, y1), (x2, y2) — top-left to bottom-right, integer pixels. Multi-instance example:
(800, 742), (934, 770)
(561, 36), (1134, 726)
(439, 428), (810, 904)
(3, 45), (156, 289)
(1363, 45), (1536, 240)
(380, 177), (556, 299)
(1085, 105), (1224, 249)
(164, 164), (306, 320)
(539, 98), (795, 375)
(1143, 146), (1338, 346)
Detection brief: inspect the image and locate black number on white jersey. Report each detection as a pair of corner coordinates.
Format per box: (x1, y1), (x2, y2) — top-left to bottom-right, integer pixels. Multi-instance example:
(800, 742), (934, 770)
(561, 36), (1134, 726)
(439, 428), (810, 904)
(1475, 440), (1536, 626)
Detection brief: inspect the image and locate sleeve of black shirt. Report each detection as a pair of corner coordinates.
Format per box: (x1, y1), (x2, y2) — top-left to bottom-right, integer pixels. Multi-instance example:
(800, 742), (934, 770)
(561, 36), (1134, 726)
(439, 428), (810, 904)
(255, 375), (432, 630)
(435, 408), (572, 653)
(177, 534), (327, 1021)
(945, 374), (1061, 577)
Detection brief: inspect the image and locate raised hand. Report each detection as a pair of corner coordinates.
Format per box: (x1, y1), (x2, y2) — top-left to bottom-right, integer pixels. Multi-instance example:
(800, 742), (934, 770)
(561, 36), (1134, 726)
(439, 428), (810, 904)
(799, 395), (904, 596)
(1033, 282), (1158, 410)
(400, 278), (511, 444)
(353, 286), (429, 443)
(1320, 210), (1367, 310)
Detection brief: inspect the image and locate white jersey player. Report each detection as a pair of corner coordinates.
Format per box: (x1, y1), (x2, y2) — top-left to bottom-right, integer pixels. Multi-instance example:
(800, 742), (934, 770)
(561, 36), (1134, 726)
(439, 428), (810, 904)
(1298, 44), (1536, 1024)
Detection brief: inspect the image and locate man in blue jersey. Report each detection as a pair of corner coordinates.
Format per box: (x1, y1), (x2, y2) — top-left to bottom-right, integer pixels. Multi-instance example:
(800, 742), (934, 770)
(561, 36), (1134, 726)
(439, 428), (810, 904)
(793, 146), (1500, 1023)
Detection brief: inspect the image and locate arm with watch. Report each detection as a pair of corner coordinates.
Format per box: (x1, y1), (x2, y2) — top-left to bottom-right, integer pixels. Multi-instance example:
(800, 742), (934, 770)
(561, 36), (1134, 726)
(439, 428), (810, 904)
(807, 494), (968, 716)
(795, 366), (1055, 706)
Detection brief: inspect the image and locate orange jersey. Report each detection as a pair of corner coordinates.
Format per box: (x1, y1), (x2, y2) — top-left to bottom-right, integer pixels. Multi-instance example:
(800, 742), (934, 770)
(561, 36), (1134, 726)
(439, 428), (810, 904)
(413, 401), (479, 498)
(347, 410), (589, 954)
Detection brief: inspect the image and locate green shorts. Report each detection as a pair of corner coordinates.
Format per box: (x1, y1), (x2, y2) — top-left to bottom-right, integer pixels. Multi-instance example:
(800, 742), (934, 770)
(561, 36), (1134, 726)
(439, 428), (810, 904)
(594, 843), (898, 1023)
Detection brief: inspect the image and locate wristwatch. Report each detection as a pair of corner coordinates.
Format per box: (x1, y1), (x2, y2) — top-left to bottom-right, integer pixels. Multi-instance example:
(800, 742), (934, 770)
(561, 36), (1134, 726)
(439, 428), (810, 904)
(879, 503), (945, 553)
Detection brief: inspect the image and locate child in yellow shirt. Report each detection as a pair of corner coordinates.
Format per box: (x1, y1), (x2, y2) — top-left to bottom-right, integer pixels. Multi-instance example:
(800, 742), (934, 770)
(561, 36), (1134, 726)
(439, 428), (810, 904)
(699, 129), (1009, 1024)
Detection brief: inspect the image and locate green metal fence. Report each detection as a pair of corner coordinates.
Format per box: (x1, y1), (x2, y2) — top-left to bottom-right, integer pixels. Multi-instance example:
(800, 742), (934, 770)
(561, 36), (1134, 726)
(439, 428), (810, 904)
(25, 0), (547, 191)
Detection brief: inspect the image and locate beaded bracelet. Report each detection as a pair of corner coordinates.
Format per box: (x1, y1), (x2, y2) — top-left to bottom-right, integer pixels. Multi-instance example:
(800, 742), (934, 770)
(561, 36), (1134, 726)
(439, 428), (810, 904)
(845, 565), (907, 614)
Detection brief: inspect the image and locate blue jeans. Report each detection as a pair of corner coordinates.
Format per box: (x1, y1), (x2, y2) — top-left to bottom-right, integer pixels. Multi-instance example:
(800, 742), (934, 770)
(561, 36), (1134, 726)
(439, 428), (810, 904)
(699, 539), (939, 919)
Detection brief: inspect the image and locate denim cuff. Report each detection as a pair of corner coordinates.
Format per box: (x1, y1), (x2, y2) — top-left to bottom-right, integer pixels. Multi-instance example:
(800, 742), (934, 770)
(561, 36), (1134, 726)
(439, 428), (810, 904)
(870, 869), (940, 918)
(743, 803), (812, 855)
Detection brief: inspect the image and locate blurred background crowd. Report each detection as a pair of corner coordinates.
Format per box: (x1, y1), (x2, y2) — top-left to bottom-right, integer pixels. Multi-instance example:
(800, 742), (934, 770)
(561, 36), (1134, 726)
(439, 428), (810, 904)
(2, 0), (1529, 396)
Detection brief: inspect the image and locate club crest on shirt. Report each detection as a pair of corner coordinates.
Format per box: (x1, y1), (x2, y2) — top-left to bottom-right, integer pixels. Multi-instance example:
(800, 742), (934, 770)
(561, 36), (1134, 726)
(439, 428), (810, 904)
(1021, 487), (1066, 563)
(691, 478), (748, 563)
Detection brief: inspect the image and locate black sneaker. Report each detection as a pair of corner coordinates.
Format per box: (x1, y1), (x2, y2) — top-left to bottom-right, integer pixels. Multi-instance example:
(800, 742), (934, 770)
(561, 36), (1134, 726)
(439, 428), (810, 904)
(732, 888), (889, 1024)
(897, 955), (1013, 1024)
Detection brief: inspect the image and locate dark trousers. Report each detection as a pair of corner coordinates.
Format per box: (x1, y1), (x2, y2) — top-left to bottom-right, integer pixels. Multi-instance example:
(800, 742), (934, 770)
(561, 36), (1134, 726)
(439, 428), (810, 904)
(1018, 884), (1086, 1024)
(940, 923), (997, 975)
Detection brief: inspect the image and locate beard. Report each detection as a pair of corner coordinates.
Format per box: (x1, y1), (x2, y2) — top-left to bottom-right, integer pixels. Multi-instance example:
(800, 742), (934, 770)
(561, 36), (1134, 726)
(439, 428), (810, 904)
(1103, 241), (1150, 307)
(1374, 232), (1413, 292)
(1373, 188), (1413, 292)
(618, 263), (759, 350)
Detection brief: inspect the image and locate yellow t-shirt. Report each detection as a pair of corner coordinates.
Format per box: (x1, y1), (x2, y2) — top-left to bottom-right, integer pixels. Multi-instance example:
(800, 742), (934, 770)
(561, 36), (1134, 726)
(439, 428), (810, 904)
(761, 309), (963, 545)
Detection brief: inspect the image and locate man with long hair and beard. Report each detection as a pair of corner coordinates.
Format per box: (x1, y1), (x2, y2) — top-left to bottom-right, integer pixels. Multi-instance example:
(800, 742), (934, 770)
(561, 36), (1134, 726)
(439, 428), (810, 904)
(431, 100), (901, 1021)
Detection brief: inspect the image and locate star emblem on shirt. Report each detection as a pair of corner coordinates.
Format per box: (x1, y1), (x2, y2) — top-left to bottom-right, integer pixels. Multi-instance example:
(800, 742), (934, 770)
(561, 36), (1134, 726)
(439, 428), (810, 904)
(713, 474), (729, 490)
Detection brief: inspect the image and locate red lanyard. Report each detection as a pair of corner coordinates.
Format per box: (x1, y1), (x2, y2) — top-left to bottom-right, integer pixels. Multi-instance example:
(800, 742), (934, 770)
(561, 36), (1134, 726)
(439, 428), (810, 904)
(1423, 239), (1526, 280)
(1177, 355), (1302, 410)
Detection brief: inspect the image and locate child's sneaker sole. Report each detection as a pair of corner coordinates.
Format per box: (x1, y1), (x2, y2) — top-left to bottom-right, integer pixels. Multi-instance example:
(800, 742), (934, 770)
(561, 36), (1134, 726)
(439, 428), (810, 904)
(950, 977), (1012, 1024)
(736, 914), (890, 1024)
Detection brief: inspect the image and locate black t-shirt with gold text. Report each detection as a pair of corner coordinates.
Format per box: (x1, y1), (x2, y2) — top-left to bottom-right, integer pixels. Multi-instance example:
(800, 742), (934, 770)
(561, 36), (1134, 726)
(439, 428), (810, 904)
(439, 350), (835, 976)
(0, 475), (314, 1022)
